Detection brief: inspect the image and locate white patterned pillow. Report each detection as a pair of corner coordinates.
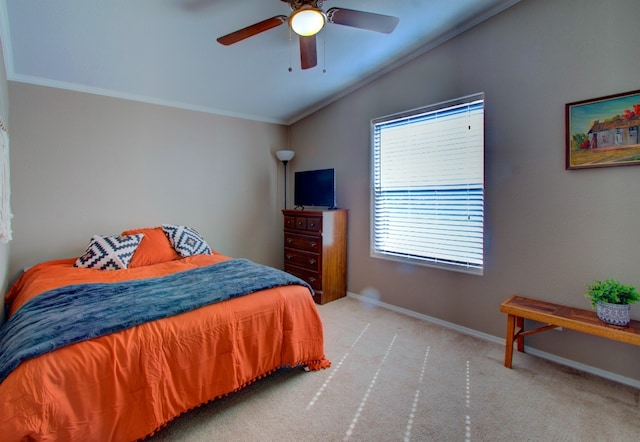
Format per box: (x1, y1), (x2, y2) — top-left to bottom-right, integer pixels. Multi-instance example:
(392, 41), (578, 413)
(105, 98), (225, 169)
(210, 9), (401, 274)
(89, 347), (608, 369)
(74, 234), (144, 270)
(162, 225), (212, 257)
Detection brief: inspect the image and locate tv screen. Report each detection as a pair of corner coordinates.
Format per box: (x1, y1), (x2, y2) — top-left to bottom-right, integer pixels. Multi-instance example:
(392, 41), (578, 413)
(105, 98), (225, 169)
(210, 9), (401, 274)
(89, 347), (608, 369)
(294, 168), (336, 209)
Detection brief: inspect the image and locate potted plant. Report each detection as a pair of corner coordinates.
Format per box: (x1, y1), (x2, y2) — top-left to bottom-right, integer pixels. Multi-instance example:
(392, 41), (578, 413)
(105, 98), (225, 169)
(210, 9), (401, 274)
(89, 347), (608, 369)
(585, 278), (640, 326)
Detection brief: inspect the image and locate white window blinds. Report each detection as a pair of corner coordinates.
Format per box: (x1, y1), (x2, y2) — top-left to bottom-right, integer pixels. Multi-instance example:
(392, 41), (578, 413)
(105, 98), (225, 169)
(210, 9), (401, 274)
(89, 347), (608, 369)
(371, 93), (484, 274)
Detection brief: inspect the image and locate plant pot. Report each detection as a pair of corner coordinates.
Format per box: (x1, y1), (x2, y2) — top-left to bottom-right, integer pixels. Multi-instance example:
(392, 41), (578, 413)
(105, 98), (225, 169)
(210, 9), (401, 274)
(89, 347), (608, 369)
(596, 301), (630, 326)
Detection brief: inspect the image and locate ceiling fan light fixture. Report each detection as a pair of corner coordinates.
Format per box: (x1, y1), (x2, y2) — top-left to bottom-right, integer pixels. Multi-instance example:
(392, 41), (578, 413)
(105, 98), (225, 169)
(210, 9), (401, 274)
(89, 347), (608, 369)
(290, 6), (326, 36)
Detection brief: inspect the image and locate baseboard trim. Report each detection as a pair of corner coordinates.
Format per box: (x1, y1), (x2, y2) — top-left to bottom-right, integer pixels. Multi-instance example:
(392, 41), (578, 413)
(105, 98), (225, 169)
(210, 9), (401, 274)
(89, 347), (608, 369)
(346, 292), (640, 389)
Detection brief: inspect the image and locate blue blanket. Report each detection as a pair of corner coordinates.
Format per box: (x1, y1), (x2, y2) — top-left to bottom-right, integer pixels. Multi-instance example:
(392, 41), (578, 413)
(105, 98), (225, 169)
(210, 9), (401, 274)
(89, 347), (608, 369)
(0, 258), (312, 384)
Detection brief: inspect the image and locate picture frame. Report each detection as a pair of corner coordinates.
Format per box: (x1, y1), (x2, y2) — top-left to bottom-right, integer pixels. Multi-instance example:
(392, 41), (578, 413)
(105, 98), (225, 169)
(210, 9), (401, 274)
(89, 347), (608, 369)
(565, 89), (640, 170)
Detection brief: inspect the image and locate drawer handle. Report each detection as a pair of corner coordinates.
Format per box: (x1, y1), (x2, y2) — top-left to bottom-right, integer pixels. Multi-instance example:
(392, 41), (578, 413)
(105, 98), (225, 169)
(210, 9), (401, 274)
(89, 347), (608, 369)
(286, 254), (293, 260)
(286, 238), (293, 244)
(309, 222), (315, 227)
(310, 242), (317, 247)
(308, 258), (317, 265)
(308, 277), (316, 282)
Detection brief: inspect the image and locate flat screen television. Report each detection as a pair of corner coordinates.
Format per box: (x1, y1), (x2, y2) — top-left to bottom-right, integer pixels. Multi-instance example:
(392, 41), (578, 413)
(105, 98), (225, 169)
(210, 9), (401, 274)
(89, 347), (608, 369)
(294, 168), (336, 209)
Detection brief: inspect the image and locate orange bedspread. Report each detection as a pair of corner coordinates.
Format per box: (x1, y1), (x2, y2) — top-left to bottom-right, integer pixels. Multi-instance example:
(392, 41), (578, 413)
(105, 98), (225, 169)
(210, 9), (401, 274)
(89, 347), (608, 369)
(0, 255), (330, 441)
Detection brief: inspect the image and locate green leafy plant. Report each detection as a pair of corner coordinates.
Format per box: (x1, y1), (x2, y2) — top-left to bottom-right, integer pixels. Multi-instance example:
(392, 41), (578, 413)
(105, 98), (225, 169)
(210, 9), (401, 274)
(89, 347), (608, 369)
(585, 278), (640, 308)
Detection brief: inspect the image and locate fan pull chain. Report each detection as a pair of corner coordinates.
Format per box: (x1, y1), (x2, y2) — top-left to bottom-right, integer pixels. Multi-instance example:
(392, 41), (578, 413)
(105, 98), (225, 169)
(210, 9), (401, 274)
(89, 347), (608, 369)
(322, 29), (327, 74)
(288, 27), (293, 72)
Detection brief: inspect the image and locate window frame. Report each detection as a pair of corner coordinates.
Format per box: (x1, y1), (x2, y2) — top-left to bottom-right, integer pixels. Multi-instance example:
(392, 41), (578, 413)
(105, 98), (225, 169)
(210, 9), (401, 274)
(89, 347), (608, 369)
(370, 92), (485, 275)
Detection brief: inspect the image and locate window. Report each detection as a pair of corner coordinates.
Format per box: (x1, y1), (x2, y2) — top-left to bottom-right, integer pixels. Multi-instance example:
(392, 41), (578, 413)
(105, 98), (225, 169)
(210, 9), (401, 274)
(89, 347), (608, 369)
(371, 93), (484, 275)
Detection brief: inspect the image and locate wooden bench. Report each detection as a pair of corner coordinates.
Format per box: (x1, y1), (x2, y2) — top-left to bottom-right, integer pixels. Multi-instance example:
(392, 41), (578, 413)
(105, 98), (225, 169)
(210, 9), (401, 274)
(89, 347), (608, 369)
(500, 295), (640, 368)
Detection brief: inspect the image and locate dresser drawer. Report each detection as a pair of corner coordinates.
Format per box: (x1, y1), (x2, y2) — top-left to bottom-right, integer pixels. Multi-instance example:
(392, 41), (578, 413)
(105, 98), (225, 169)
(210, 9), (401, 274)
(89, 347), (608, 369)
(294, 217), (308, 230)
(284, 216), (296, 230)
(285, 215), (322, 232)
(284, 232), (321, 252)
(305, 216), (321, 232)
(284, 248), (320, 271)
(284, 264), (322, 291)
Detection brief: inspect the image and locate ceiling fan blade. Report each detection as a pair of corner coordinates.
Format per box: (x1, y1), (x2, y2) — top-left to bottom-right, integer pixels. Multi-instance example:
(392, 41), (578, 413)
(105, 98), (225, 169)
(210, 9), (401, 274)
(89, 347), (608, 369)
(326, 8), (399, 34)
(217, 15), (287, 45)
(299, 35), (318, 70)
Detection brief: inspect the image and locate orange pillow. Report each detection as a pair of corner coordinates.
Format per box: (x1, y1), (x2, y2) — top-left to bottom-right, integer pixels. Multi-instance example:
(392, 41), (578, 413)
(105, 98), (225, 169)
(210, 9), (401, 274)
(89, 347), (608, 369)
(121, 226), (180, 268)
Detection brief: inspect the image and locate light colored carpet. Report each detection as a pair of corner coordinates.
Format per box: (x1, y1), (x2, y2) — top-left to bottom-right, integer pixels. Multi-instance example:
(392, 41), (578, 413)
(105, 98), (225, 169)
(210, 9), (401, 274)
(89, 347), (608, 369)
(149, 296), (640, 441)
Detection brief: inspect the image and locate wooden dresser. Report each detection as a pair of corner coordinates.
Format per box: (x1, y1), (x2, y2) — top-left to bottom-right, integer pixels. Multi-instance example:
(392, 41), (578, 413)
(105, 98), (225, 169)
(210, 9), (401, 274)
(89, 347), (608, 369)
(282, 209), (347, 304)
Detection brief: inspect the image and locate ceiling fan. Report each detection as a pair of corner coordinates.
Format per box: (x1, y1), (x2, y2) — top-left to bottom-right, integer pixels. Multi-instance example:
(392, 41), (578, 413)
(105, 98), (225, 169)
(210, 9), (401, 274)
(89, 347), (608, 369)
(217, 0), (399, 70)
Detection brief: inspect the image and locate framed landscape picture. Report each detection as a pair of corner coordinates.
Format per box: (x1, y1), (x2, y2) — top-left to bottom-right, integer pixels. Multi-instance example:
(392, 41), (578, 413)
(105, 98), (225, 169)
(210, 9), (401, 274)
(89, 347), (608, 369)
(566, 89), (640, 170)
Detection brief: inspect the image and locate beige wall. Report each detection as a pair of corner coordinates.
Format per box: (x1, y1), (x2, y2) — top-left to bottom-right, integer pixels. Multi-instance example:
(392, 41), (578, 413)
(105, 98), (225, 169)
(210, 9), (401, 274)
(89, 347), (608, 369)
(291, 0), (640, 381)
(7, 83), (288, 279)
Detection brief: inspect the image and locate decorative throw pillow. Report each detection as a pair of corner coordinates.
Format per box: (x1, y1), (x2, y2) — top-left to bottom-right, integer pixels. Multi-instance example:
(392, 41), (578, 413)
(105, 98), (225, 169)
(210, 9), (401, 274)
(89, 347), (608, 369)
(74, 234), (144, 270)
(121, 226), (180, 267)
(161, 224), (212, 257)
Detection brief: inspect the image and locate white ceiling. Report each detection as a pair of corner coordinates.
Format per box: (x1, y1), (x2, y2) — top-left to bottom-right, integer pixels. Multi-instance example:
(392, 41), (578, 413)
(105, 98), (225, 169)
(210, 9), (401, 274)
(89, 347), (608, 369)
(0, 0), (518, 125)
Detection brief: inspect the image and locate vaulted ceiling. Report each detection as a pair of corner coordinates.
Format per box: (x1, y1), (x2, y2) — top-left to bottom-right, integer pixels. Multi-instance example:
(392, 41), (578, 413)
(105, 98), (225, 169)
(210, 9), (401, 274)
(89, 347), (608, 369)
(0, 0), (518, 124)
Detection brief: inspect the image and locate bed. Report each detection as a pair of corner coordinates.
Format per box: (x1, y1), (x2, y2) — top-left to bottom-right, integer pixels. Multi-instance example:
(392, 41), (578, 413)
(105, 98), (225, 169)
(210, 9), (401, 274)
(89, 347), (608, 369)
(0, 225), (330, 441)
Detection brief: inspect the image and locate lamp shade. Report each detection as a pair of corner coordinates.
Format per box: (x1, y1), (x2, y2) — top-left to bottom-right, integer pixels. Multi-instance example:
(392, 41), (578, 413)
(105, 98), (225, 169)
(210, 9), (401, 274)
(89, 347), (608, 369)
(276, 150), (295, 162)
(290, 6), (326, 36)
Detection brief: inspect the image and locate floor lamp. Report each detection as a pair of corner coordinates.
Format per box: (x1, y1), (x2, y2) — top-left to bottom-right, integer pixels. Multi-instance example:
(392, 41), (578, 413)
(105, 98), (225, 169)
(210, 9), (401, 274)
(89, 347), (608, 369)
(276, 150), (295, 209)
